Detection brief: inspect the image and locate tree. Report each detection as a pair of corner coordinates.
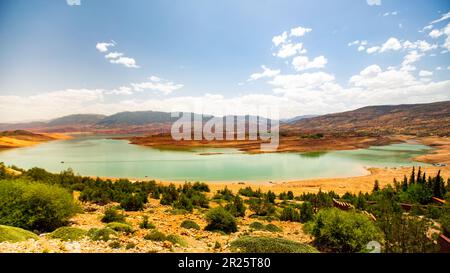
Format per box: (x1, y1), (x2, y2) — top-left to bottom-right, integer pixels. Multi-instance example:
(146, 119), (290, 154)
(205, 207), (238, 234)
(225, 195), (246, 217)
(300, 202), (314, 223)
(373, 180), (380, 193)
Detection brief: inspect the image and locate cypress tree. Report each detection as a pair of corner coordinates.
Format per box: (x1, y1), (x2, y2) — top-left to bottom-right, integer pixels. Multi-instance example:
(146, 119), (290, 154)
(373, 180), (380, 192)
(402, 175), (408, 192)
(416, 167), (422, 184)
(409, 167), (415, 186)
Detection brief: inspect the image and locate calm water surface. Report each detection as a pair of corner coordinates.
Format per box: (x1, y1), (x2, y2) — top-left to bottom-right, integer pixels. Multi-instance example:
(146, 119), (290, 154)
(0, 136), (433, 182)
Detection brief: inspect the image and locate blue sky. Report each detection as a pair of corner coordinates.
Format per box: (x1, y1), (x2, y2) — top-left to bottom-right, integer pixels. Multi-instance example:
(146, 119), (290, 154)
(0, 0), (449, 122)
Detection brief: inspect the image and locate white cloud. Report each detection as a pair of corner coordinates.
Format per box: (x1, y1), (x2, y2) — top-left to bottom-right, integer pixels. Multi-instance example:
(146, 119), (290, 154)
(367, 0), (381, 6)
(269, 72), (335, 90)
(272, 31), (288, 47)
(292, 56), (328, 71)
(66, 0), (80, 6)
(430, 11), (450, 24)
(105, 52), (124, 59)
(419, 70), (433, 77)
(383, 11), (397, 16)
(366, 46), (380, 54)
(290, 26), (312, 37)
(248, 66), (280, 81)
(443, 23), (450, 50)
(358, 45), (365, 51)
(109, 57), (139, 68)
(96, 42), (115, 53)
(275, 43), (306, 58)
(131, 77), (183, 95)
(401, 50), (424, 71)
(403, 40), (438, 52)
(429, 29), (443, 38)
(348, 40), (360, 47)
(380, 37), (402, 52)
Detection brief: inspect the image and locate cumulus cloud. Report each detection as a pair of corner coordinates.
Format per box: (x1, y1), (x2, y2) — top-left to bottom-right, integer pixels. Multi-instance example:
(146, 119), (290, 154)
(131, 76), (183, 95)
(66, 0), (81, 6)
(290, 26), (312, 37)
(275, 43), (306, 58)
(366, 46), (380, 54)
(429, 29), (443, 38)
(419, 70), (433, 77)
(272, 31), (288, 47)
(96, 42), (115, 53)
(380, 37), (402, 52)
(367, 0), (381, 6)
(248, 66), (280, 81)
(292, 56), (328, 71)
(96, 42), (139, 68)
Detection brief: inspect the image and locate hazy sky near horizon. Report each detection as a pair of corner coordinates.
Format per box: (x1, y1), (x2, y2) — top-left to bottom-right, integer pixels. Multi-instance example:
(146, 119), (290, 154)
(0, 0), (449, 122)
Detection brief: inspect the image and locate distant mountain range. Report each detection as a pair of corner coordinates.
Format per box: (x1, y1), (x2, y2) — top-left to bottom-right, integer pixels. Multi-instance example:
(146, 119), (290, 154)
(284, 101), (450, 136)
(1, 101), (449, 136)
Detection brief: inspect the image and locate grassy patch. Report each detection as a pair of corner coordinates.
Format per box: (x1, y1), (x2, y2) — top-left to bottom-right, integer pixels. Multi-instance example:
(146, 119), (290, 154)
(231, 236), (319, 253)
(144, 230), (166, 241)
(87, 228), (118, 242)
(249, 221), (282, 232)
(166, 234), (188, 247)
(48, 227), (87, 241)
(0, 225), (39, 243)
(105, 222), (134, 234)
(180, 220), (200, 230)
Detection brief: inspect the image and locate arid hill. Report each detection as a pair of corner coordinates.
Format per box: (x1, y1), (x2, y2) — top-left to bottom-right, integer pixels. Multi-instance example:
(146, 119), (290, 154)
(0, 130), (57, 149)
(283, 101), (450, 136)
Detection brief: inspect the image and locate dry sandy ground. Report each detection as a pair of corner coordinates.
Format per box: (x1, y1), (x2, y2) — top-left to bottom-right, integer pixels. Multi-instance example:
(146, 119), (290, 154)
(0, 133), (71, 149)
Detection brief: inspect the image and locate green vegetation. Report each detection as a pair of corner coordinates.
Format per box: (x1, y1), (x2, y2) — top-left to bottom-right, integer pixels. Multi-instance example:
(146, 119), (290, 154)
(280, 206), (301, 222)
(224, 195), (246, 217)
(106, 222), (134, 234)
(101, 207), (126, 223)
(305, 208), (383, 253)
(0, 178), (79, 232)
(300, 133), (324, 139)
(231, 236), (319, 253)
(180, 220), (200, 230)
(139, 215), (155, 229)
(249, 221), (282, 232)
(144, 230), (166, 241)
(87, 228), (117, 242)
(247, 197), (275, 216)
(166, 234), (187, 247)
(48, 227), (87, 241)
(205, 207), (238, 234)
(0, 225), (39, 243)
(299, 202), (314, 223)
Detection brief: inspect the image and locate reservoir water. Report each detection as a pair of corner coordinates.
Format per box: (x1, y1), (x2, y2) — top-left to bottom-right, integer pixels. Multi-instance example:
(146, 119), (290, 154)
(0, 136), (433, 182)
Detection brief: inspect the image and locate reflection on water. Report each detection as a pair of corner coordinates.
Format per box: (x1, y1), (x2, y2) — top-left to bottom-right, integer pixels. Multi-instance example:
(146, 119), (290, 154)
(0, 136), (432, 182)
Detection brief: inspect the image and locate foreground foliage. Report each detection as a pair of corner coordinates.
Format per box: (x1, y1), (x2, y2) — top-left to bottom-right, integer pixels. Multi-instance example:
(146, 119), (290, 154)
(0, 225), (39, 243)
(231, 236), (319, 253)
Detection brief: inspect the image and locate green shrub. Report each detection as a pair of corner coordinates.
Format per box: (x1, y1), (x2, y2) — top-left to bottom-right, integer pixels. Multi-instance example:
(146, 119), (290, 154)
(48, 227), (87, 241)
(441, 208), (450, 237)
(225, 195), (246, 217)
(249, 221), (265, 230)
(139, 215), (155, 229)
(0, 179), (79, 232)
(106, 222), (134, 234)
(120, 193), (146, 211)
(0, 225), (39, 242)
(214, 241), (221, 249)
(173, 193), (194, 212)
(248, 198), (275, 216)
(101, 207), (126, 223)
(180, 220), (200, 230)
(87, 228), (117, 242)
(144, 230), (166, 241)
(280, 206), (301, 222)
(109, 241), (121, 249)
(205, 207), (238, 234)
(300, 202), (314, 223)
(305, 208), (383, 253)
(166, 234), (187, 247)
(265, 223), (282, 233)
(231, 236), (319, 253)
(126, 242), (136, 249)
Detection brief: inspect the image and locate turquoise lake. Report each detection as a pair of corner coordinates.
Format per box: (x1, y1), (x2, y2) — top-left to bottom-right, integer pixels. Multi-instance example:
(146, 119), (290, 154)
(0, 136), (433, 182)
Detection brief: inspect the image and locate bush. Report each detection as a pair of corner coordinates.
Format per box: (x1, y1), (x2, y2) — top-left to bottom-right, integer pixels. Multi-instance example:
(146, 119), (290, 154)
(180, 220), (200, 230)
(120, 193), (146, 211)
(248, 198), (275, 216)
(231, 236), (319, 253)
(48, 227), (87, 241)
(109, 241), (121, 249)
(305, 208), (383, 253)
(249, 221), (265, 230)
(106, 222), (134, 234)
(225, 195), (246, 217)
(139, 215), (155, 229)
(441, 208), (450, 237)
(205, 207), (238, 234)
(280, 206), (301, 222)
(0, 179), (79, 232)
(265, 223), (282, 233)
(0, 225), (39, 243)
(300, 202), (314, 223)
(101, 207), (126, 223)
(173, 193), (194, 212)
(166, 234), (187, 247)
(87, 228), (117, 242)
(144, 230), (166, 241)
